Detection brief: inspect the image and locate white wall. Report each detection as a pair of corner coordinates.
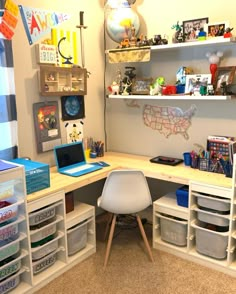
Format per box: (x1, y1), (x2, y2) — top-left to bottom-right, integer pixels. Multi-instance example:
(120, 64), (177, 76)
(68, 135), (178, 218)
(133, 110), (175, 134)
(105, 0), (236, 159)
(12, 0), (236, 166)
(13, 0), (105, 166)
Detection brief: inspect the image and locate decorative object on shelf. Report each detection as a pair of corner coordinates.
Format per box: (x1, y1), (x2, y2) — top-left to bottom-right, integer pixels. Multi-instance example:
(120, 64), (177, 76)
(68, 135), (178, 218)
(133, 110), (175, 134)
(61, 95), (85, 121)
(213, 66), (236, 95)
(107, 81), (120, 95)
(76, 11), (88, 68)
(65, 121), (84, 143)
(58, 37), (73, 65)
(204, 21), (229, 38)
(104, 0), (140, 43)
(121, 66), (136, 95)
(198, 28), (207, 41)
(150, 77), (165, 95)
(132, 78), (153, 95)
(206, 51), (223, 84)
(153, 34), (168, 45)
(224, 27), (234, 38)
(33, 101), (62, 153)
(185, 74), (211, 96)
(35, 44), (57, 64)
(171, 21), (185, 43)
(182, 17), (208, 42)
(162, 85), (177, 95)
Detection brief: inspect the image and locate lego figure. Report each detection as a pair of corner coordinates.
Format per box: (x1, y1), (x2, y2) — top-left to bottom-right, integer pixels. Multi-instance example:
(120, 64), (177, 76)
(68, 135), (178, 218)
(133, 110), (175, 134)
(224, 27), (234, 38)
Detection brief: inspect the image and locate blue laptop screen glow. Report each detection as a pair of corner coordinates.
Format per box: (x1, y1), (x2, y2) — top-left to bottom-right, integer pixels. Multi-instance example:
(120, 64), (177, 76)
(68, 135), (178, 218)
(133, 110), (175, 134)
(55, 142), (85, 169)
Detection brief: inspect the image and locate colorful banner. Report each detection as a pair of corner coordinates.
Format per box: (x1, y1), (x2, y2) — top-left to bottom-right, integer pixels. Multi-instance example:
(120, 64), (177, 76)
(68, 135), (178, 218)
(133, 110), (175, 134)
(19, 5), (70, 45)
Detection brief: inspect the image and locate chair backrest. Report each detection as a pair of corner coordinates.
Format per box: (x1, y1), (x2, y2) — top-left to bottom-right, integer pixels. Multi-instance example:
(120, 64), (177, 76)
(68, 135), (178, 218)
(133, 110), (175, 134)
(99, 169), (152, 214)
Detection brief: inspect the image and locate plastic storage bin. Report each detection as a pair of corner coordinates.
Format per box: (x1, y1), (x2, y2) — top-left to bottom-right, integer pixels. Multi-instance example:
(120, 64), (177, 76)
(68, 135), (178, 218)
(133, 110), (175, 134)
(0, 270), (21, 294)
(192, 220), (228, 259)
(32, 251), (57, 275)
(67, 220), (88, 256)
(0, 222), (19, 246)
(0, 200), (18, 225)
(30, 222), (57, 243)
(0, 240), (20, 262)
(31, 237), (59, 261)
(157, 213), (188, 246)
(0, 184), (14, 201)
(29, 204), (56, 226)
(194, 192), (230, 212)
(195, 208), (229, 227)
(0, 257), (21, 281)
(176, 185), (189, 207)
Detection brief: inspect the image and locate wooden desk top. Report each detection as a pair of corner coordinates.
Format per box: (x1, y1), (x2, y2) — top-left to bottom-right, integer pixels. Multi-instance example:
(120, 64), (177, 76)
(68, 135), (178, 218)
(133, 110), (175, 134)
(27, 151), (232, 203)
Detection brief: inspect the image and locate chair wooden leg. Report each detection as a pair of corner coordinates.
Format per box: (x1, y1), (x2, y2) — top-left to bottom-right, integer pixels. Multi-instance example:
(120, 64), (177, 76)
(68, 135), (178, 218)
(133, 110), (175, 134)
(104, 214), (116, 267)
(136, 215), (154, 262)
(103, 212), (113, 241)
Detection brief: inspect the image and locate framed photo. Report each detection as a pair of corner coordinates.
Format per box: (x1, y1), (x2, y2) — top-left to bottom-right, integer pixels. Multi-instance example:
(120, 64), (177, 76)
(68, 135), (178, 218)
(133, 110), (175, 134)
(61, 95), (85, 121)
(183, 17), (208, 42)
(185, 74), (212, 95)
(204, 21), (229, 38)
(213, 66), (236, 95)
(131, 78), (153, 95)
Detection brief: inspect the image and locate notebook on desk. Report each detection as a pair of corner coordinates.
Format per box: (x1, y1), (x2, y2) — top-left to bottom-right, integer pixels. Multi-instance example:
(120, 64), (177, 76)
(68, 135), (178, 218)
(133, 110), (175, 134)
(54, 141), (102, 177)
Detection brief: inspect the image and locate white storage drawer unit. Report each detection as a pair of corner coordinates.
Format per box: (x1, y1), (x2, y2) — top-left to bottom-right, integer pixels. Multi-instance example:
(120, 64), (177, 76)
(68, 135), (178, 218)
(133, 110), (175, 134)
(29, 203), (56, 226)
(193, 192), (231, 212)
(194, 208), (230, 227)
(156, 213), (188, 246)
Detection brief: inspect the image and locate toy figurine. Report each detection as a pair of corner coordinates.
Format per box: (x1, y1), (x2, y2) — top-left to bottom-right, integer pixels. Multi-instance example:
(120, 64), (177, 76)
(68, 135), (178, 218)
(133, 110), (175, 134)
(207, 84), (214, 95)
(206, 51), (223, 84)
(224, 27), (234, 38)
(150, 76), (165, 95)
(108, 81), (120, 95)
(198, 28), (207, 41)
(171, 21), (184, 43)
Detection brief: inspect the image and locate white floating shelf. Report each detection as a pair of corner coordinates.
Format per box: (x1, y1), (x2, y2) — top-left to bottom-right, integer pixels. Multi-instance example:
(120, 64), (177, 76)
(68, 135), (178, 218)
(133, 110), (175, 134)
(108, 94), (233, 100)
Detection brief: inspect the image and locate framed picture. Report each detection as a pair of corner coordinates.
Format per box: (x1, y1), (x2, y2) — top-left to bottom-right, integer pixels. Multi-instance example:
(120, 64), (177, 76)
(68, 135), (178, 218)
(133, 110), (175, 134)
(183, 17), (208, 41)
(61, 95), (85, 121)
(131, 78), (153, 95)
(213, 66), (236, 95)
(185, 74), (212, 95)
(204, 21), (229, 38)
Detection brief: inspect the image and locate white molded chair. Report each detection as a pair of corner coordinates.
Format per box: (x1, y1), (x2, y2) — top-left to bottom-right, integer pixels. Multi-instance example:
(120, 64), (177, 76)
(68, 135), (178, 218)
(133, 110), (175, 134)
(97, 169), (154, 267)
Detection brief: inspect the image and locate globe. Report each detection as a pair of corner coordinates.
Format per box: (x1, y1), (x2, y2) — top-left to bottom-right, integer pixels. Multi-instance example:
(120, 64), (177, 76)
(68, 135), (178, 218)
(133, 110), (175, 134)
(105, 1), (140, 43)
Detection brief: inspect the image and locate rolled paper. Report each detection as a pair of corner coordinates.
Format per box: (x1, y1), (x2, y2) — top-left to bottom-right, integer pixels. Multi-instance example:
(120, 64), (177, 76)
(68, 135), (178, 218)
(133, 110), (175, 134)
(80, 11), (84, 26)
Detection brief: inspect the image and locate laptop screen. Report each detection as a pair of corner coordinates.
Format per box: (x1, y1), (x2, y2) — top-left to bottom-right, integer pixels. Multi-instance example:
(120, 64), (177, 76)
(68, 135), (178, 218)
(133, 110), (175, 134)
(55, 142), (85, 169)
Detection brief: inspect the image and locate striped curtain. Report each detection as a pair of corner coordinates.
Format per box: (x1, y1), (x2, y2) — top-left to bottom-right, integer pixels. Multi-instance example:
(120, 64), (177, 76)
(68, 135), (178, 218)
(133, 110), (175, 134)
(0, 37), (18, 160)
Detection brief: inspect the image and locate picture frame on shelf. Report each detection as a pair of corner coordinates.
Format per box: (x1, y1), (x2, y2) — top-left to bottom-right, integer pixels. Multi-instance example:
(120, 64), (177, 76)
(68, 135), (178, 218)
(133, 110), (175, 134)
(204, 21), (229, 38)
(185, 74), (212, 95)
(183, 17), (208, 42)
(131, 78), (153, 95)
(213, 66), (236, 95)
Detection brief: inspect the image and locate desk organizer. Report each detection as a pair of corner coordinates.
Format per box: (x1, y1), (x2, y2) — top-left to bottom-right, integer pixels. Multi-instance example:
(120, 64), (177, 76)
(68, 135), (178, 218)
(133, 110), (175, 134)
(156, 213), (188, 246)
(176, 186), (189, 208)
(192, 220), (228, 259)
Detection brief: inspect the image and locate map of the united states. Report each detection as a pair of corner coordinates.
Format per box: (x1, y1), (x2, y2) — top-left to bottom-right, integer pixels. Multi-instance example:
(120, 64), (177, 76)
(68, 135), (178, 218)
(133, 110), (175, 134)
(143, 104), (197, 139)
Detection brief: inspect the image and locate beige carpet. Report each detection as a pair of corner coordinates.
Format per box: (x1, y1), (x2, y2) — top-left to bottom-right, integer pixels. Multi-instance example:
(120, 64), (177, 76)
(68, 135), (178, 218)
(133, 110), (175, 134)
(35, 218), (236, 294)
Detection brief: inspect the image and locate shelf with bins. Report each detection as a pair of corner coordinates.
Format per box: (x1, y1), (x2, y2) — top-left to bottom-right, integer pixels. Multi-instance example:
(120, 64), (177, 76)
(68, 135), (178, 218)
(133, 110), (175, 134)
(0, 162), (33, 294)
(39, 65), (87, 96)
(106, 37), (236, 101)
(65, 201), (96, 264)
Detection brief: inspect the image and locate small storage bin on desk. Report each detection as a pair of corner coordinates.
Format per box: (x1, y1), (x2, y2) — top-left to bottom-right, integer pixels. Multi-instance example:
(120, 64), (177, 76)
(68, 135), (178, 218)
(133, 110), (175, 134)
(191, 220), (229, 259)
(198, 158), (232, 177)
(176, 185), (189, 208)
(156, 213), (188, 246)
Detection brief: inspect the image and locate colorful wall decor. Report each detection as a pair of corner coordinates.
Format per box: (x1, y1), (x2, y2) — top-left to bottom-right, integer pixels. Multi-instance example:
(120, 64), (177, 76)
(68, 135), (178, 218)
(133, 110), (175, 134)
(0, 0), (19, 40)
(19, 5), (70, 45)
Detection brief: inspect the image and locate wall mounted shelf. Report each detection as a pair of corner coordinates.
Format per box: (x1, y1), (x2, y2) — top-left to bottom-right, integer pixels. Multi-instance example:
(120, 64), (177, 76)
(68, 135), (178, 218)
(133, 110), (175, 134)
(108, 94), (233, 100)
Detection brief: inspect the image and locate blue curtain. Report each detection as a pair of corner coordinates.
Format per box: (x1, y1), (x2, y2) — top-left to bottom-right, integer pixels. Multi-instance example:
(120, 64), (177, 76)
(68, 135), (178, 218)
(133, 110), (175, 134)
(0, 9), (18, 160)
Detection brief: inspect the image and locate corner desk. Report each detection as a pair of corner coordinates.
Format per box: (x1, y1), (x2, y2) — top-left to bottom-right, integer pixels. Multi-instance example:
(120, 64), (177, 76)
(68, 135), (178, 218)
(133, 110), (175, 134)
(22, 152), (236, 292)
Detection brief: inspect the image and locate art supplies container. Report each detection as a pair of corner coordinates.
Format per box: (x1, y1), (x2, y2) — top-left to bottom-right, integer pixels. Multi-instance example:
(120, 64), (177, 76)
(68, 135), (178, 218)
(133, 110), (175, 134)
(0, 199), (18, 225)
(67, 220), (88, 256)
(29, 203), (56, 226)
(157, 213), (188, 246)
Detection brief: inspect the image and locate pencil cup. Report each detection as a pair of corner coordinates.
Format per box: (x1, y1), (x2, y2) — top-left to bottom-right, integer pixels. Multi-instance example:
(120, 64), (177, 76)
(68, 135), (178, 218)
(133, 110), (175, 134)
(85, 149), (91, 161)
(183, 152), (191, 166)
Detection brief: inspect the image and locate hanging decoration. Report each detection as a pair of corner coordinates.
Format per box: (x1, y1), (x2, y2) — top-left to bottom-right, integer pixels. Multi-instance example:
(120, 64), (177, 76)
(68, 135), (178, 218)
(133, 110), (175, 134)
(19, 5), (70, 45)
(0, 0), (19, 40)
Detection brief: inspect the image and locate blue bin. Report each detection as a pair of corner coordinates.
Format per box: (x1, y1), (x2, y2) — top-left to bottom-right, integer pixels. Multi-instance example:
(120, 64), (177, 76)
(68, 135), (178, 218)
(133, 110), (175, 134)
(176, 185), (189, 207)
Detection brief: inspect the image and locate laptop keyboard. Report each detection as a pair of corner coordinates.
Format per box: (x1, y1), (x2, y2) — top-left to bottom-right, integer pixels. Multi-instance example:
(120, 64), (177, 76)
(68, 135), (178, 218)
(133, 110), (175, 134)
(66, 164), (92, 174)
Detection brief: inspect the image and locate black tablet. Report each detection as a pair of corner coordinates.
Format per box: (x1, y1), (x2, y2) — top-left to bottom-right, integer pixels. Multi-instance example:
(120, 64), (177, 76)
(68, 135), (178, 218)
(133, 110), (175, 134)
(150, 156), (183, 166)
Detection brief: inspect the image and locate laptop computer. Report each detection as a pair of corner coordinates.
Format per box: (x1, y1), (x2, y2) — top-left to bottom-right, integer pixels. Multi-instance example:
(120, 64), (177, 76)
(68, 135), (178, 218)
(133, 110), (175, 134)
(54, 141), (103, 177)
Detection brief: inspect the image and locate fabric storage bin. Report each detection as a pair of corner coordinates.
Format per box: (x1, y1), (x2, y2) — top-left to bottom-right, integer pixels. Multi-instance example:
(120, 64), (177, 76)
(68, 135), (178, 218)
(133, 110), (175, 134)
(0, 270), (21, 294)
(67, 220), (88, 256)
(0, 240), (20, 262)
(194, 208), (229, 227)
(0, 222), (19, 246)
(30, 221), (57, 243)
(156, 213), (188, 246)
(0, 257), (21, 281)
(194, 192), (230, 212)
(31, 236), (59, 261)
(192, 220), (228, 259)
(32, 251), (57, 275)
(0, 200), (18, 225)
(29, 204), (56, 226)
